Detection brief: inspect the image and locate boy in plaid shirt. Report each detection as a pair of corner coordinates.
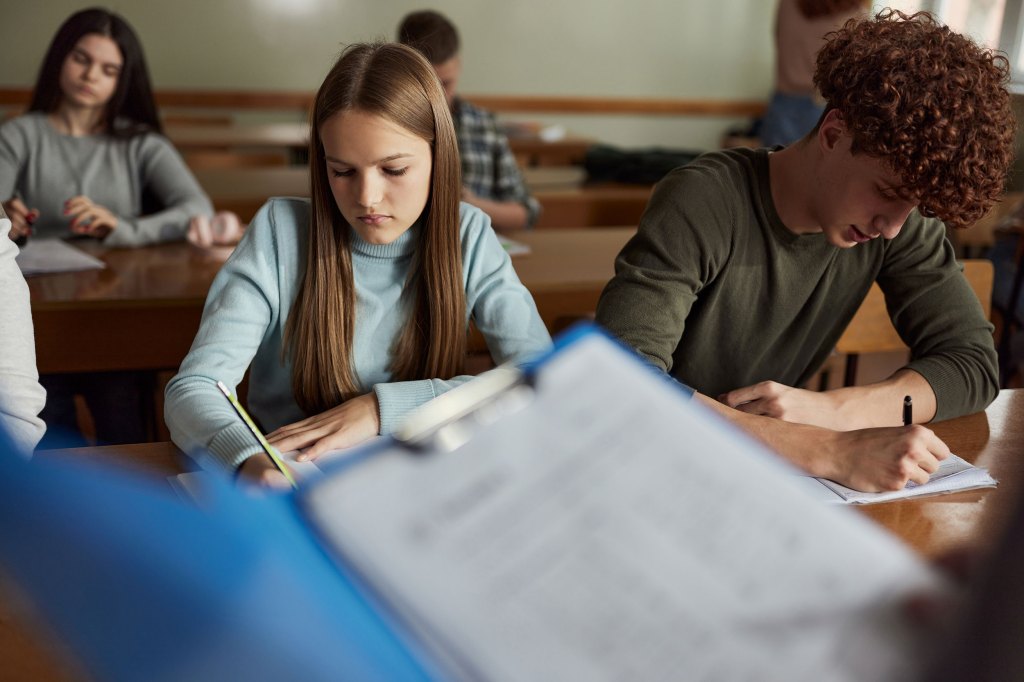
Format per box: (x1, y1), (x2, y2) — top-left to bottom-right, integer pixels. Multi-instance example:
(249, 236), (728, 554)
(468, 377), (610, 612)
(399, 10), (540, 230)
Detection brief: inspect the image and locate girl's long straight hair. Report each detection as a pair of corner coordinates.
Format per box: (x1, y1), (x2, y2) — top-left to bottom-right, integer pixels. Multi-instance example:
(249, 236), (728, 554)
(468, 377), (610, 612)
(285, 42), (465, 415)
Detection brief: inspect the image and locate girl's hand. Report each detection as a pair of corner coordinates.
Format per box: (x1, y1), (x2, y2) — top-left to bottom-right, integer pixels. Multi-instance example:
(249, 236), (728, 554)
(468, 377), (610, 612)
(3, 198), (38, 241)
(236, 453), (295, 490)
(65, 195), (118, 237)
(267, 392), (380, 461)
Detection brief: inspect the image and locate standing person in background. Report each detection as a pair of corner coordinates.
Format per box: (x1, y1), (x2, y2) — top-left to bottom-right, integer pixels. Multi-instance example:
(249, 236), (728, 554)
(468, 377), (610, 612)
(0, 205), (45, 455)
(398, 10), (540, 231)
(759, 0), (869, 147)
(0, 7), (213, 447)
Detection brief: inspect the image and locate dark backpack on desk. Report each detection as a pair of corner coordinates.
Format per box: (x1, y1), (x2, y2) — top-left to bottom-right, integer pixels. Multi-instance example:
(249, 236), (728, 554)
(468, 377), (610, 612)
(583, 145), (702, 185)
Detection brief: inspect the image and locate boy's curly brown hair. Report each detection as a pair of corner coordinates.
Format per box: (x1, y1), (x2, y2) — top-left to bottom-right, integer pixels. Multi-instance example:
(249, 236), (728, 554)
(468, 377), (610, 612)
(813, 10), (1015, 228)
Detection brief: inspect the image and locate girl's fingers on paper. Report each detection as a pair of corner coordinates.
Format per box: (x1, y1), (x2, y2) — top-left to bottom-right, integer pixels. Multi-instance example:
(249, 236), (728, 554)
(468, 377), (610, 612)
(237, 455), (293, 491)
(270, 426), (332, 456)
(268, 421), (319, 448)
(268, 414), (323, 440)
(304, 429), (374, 461)
(271, 394), (379, 461)
(269, 433), (315, 455)
(257, 468), (294, 491)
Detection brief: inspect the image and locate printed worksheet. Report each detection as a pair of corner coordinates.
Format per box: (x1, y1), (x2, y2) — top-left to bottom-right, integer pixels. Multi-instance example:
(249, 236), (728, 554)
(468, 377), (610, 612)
(303, 334), (945, 682)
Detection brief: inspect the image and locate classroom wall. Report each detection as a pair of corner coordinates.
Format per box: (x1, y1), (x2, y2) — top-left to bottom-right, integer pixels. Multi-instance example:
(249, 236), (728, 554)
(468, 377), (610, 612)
(3, 0), (1022, 171)
(0, 0), (776, 151)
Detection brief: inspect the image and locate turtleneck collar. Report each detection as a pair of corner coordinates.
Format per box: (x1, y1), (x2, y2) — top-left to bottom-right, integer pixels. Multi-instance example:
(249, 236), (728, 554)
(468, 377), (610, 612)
(348, 217), (422, 260)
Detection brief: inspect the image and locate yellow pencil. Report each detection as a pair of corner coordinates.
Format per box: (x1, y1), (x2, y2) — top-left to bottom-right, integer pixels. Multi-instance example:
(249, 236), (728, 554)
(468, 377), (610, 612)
(216, 381), (298, 489)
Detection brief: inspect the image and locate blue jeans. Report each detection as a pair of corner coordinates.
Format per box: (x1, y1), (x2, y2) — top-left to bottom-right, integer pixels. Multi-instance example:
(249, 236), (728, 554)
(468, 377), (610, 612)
(759, 91), (825, 147)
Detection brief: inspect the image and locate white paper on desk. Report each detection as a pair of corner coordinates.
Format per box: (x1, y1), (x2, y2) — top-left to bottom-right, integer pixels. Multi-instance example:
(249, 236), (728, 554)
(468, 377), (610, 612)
(15, 238), (105, 275)
(804, 454), (997, 505)
(168, 442), (372, 502)
(302, 334), (945, 682)
(496, 234), (530, 256)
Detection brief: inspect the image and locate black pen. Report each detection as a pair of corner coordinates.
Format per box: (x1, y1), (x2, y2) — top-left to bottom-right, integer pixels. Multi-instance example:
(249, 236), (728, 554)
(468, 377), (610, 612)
(903, 395), (913, 426)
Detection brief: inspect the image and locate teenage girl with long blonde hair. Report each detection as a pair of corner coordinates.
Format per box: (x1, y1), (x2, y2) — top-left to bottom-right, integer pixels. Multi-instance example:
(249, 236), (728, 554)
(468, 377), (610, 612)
(165, 42), (550, 486)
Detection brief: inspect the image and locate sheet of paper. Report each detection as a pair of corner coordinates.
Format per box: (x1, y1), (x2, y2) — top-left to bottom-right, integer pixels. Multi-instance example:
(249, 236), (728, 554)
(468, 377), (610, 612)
(496, 234), (530, 256)
(15, 238), (106, 275)
(812, 454), (997, 505)
(168, 441), (374, 502)
(302, 334), (944, 682)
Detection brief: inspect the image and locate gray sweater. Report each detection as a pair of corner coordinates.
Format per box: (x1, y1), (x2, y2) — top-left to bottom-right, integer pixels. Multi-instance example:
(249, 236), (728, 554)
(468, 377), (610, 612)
(0, 219), (45, 453)
(0, 113), (212, 247)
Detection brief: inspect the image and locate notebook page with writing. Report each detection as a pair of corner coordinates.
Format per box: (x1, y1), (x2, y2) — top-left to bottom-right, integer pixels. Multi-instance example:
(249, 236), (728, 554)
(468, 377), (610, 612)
(302, 334), (946, 682)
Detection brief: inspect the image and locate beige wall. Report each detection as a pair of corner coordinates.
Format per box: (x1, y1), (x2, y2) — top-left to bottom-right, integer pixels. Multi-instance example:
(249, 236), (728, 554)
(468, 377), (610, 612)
(0, 0), (775, 149)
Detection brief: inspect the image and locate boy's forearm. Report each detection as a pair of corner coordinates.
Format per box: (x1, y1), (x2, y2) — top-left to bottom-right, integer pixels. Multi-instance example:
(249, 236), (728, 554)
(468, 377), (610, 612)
(825, 368), (937, 429)
(695, 393), (841, 480)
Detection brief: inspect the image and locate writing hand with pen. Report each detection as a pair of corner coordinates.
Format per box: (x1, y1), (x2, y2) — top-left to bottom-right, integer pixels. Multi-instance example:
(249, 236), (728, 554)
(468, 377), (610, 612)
(717, 380), (949, 492)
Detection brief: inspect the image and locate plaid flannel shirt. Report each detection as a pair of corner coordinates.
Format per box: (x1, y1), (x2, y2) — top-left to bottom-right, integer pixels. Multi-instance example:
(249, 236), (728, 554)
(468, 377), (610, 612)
(452, 97), (541, 227)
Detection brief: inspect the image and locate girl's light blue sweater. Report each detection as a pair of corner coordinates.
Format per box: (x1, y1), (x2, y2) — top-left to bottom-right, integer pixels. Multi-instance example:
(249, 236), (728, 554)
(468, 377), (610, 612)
(165, 198), (551, 470)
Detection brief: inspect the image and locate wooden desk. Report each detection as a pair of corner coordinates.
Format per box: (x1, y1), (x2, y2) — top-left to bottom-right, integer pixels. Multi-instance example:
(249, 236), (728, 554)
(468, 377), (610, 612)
(861, 389), (1024, 558)
(28, 243), (224, 374)
(533, 184), (652, 228)
(28, 228), (635, 375)
(507, 135), (593, 167)
(165, 122), (308, 152)
(26, 393), (1024, 561)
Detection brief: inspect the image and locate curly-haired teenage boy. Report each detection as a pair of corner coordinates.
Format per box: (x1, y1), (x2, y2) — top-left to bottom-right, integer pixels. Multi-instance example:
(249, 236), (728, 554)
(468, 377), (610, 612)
(596, 11), (1015, 492)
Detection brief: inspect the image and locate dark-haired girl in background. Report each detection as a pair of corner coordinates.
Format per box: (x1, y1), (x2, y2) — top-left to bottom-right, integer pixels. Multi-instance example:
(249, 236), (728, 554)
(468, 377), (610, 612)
(0, 6), (211, 245)
(0, 8), (213, 447)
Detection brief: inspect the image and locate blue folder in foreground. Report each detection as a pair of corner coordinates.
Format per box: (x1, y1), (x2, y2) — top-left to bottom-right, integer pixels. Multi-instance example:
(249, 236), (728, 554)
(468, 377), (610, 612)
(0, 325), (951, 681)
(0, 433), (431, 681)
